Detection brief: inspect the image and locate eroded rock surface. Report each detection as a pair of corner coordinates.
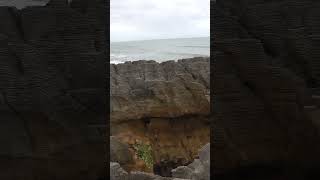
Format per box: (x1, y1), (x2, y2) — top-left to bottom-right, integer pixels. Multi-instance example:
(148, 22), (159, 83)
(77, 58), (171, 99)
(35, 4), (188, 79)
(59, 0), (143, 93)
(0, 0), (106, 179)
(213, 0), (320, 178)
(110, 57), (210, 122)
(110, 57), (211, 175)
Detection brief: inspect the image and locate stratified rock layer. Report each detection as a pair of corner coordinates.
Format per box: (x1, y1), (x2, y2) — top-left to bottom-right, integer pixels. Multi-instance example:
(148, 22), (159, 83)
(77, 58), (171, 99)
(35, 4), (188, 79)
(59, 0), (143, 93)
(213, 0), (320, 178)
(110, 57), (210, 122)
(0, 0), (106, 179)
(110, 57), (210, 176)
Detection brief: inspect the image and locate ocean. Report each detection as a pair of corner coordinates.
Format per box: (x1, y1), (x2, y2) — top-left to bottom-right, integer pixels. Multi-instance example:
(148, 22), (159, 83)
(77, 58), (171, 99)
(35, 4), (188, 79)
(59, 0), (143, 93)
(110, 37), (210, 64)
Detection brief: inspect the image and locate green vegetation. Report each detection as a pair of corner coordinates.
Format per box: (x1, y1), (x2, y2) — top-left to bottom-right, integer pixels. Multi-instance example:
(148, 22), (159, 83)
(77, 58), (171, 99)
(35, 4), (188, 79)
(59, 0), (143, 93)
(133, 142), (154, 169)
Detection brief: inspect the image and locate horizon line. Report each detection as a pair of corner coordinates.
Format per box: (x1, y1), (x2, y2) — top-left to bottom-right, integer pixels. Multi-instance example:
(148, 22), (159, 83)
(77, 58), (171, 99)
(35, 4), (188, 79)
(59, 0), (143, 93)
(110, 36), (210, 43)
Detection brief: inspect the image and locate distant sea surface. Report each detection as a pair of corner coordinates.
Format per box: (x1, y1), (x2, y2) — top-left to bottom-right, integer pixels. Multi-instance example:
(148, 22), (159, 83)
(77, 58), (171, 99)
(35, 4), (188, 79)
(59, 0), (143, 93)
(110, 37), (210, 64)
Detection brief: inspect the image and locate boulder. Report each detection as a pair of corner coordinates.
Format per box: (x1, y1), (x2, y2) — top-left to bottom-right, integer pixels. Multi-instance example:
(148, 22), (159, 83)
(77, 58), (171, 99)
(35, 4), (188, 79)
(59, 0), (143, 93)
(110, 136), (134, 165)
(110, 162), (129, 180)
(171, 166), (193, 179)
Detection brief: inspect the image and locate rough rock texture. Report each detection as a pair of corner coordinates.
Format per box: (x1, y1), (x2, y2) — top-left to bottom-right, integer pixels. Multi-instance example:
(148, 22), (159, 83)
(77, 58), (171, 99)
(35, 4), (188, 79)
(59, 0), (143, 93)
(171, 166), (193, 179)
(110, 57), (210, 122)
(213, 0), (320, 178)
(110, 136), (134, 166)
(0, 0), (106, 179)
(110, 143), (210, 180)
(110, 162), (129, 180)
(172, 143), (210, 180)
(110, 57), (210, 176)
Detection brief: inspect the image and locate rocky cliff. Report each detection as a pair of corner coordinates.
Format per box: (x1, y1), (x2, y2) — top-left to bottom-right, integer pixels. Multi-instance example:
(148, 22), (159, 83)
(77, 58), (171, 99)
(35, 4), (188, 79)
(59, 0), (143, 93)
(213, 0), (320, 178)
(110, 57), (210, 177)
(0, 0), (107, 179)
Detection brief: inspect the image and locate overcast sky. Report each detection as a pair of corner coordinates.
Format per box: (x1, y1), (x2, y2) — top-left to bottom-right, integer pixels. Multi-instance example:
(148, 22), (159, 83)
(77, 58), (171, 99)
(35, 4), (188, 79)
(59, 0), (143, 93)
(111, 0), (210, 42)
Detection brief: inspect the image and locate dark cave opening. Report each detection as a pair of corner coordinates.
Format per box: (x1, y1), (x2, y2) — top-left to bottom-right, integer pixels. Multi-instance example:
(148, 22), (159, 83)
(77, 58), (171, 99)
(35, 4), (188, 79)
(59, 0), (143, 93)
(153, 160), (191, 177)
(153, 161), (177, 177)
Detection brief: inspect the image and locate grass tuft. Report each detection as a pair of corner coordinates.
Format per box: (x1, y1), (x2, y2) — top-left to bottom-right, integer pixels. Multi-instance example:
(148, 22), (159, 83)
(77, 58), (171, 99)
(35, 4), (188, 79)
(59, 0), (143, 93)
(133, 142), (154, 169)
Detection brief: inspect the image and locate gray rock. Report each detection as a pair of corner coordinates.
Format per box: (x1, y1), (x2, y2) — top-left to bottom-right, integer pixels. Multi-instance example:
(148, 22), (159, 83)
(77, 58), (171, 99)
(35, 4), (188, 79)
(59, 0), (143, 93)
(110, 162), (129, 180)
(198, 143), (210, 169)
(187, 159), (203, 171)
(172, 143), (210, 180)
(110, 57), (210, 123)
(110, 136), (133, 165)
(129, 171), (160, 180)
(171, 166), (193, 179)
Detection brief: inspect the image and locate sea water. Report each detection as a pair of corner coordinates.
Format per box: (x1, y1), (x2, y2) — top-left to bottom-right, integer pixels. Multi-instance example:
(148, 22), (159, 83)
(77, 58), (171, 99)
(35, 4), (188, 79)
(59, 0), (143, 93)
(110, 37), (210, 64)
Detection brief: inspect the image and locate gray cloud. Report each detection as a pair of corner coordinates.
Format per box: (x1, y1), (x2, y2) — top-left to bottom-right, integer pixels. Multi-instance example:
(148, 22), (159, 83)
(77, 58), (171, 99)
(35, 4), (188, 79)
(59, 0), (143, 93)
(111, 0), (210, 42)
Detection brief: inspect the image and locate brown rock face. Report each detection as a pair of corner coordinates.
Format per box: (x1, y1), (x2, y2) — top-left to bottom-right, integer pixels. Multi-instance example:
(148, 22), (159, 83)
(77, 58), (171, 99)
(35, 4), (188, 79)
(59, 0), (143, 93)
(213, 0), (320, 178)
(110, 57), (210, 176)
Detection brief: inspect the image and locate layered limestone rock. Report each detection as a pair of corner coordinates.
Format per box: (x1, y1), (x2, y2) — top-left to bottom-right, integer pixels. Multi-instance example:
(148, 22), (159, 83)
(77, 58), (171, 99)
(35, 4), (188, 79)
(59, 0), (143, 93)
(110, 143), (210, 180)
(213, 0), (320, 178)
(110, 57), (210, 176)
(110, 57), (210, 122)
(0, 0), (106, 179)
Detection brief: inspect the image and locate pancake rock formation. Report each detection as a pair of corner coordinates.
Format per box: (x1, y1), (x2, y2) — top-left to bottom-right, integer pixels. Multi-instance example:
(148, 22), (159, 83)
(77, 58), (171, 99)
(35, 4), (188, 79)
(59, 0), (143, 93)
(0, 0), (107, 179)
(110, 57), (211, 176)
(213, 0), (320, 179)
